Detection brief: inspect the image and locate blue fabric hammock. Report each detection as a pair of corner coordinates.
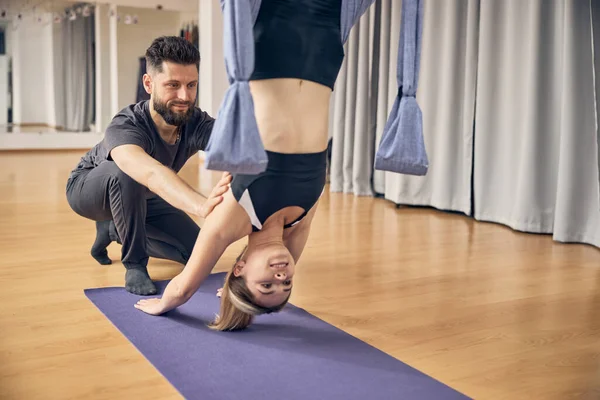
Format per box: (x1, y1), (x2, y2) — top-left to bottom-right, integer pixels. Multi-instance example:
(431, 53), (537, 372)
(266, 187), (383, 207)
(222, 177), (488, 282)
(374, 0), (428, 175)
(204, 0), (428, 177)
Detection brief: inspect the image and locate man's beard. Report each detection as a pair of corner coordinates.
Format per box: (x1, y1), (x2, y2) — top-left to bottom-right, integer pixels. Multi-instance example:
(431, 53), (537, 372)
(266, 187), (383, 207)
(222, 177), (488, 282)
(153, 97), (194, 126)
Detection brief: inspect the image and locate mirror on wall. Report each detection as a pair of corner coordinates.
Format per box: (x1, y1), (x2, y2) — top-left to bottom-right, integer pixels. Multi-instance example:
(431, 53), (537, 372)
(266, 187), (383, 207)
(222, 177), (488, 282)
(0, 0), (198, 137)
(0, 1), (96, 135)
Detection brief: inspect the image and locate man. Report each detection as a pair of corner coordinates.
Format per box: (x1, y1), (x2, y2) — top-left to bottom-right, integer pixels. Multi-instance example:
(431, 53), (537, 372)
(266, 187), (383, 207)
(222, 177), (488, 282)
(66, 36), (229, 296)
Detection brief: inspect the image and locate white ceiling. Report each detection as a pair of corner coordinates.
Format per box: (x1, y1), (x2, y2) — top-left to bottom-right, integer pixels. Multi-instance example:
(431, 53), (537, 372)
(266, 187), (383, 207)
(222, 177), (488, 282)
(89, 0), (197, 13)
(0, 0), (198, 18)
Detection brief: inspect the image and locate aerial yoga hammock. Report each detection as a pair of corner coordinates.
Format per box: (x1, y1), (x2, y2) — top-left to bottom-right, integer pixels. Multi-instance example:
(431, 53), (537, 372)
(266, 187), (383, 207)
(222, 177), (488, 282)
(134, 0), (428, 331)
(203, 0), (428, 177)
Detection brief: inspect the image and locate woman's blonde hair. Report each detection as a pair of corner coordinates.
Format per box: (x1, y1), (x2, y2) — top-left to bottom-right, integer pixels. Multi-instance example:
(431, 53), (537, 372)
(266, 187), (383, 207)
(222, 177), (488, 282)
(209, 246), (291, 331)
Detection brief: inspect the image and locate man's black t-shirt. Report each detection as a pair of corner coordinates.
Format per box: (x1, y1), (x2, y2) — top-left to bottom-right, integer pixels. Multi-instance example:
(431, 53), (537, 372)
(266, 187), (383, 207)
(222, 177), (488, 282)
(70, 100), (214, 178)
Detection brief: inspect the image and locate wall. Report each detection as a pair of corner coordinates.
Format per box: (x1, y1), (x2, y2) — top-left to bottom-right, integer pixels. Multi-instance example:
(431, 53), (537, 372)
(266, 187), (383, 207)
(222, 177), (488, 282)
(116, 6), (183, 110)
(0, 55), (7, 125)
(67, 0), (198, 13)
(52, 15), (64, 128)
(1, 0), (203, 150)
(198, 0), (227, 117)
(196, 0), (228, 197)
(45, 16), (57, 128)
(12, 13), (55, 126)
(95, 3), (112, 132)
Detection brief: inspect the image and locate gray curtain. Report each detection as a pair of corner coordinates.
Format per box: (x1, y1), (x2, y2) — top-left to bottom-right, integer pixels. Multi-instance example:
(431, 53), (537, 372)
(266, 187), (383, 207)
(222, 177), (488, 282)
(57, 11), (95, 132)
(331, 0), (474, 206)
(372, 0), (394, 194)
(472, 0), (599, 245)
(330, 5), (376, 195)
(331, 0), (600, 248)
(383, 0), (478, 214)
(329, 0), (384, 196)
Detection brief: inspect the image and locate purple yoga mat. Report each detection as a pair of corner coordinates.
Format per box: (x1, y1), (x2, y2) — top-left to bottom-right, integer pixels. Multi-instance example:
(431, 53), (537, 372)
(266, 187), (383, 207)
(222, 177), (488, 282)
(84, 272), (471, 400)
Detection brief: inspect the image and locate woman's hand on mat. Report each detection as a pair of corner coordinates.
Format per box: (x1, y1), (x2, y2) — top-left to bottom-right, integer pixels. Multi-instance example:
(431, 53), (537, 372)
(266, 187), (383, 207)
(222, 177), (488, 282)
(134, 298), (167, 315)
(198, 172), (232, 218)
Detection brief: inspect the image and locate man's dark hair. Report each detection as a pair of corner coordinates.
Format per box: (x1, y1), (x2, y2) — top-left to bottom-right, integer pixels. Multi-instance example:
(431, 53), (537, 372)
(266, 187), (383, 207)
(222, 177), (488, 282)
(145, 36), (200, 74)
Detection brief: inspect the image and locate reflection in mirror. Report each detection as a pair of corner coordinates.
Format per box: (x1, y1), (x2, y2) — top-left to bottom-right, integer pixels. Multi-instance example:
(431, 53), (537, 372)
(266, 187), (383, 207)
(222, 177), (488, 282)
(0, 1), (198, 150)
(0, 1), (96, 135)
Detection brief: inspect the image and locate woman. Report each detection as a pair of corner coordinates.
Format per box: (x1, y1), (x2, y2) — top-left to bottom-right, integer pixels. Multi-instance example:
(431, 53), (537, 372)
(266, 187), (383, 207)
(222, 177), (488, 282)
(134, 0), (340, 330)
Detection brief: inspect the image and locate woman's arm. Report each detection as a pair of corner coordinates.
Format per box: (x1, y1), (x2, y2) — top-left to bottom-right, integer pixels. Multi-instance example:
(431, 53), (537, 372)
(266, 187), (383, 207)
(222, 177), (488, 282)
(135, 190), (252, 315)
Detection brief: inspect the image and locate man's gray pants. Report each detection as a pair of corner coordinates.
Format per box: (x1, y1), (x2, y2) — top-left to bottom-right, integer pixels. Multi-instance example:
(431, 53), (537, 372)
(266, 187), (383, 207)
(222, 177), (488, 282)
(66, 161), (199, 270)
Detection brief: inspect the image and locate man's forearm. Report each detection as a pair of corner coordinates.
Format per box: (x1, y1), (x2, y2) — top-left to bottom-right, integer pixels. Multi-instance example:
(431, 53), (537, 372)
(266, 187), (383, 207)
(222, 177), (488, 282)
(147, 165), (203, 217)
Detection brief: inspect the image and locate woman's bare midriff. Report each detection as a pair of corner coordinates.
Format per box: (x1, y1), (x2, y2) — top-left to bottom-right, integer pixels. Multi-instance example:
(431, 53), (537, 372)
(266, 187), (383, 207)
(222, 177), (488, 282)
(249, 78), (331, 154)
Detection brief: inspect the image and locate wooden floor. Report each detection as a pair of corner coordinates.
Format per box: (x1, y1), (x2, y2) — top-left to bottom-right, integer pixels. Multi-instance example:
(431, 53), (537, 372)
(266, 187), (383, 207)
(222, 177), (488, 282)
(1, 150), (600, 399)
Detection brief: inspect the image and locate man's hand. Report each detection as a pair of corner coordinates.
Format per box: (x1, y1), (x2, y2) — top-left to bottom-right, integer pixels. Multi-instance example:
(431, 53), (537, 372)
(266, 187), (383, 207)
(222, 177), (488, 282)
(196, 172), (232, 218)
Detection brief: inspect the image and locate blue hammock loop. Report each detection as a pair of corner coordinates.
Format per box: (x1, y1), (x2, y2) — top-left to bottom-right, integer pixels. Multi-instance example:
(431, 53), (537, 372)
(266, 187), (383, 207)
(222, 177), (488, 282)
(204, 0), (266, 174)
(375, 0), (429, 176)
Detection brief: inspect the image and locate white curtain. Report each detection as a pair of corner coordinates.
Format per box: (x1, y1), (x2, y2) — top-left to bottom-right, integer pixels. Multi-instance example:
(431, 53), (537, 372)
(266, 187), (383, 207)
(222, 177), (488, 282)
(473, 0), (599, 245)
(331, 0), (478, 212)
(330, 4), (377, 196)
(383, 0), (479, 214)
(330, 0), (600, 248)
(329, 0), (414, 197)
(372, 0), (394, 194)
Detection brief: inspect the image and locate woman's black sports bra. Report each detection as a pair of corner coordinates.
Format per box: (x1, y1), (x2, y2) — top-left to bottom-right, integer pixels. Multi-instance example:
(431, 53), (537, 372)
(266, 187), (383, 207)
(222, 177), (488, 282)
(249, 0), (344, 90)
